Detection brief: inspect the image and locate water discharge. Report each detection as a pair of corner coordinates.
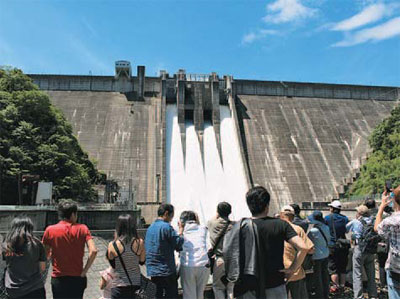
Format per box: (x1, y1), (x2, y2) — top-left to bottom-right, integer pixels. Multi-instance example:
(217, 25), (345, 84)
(166, 105), (250, 226)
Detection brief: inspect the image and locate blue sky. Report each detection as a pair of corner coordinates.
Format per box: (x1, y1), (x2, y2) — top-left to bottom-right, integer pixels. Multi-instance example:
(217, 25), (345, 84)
(0, 0), (399, 86)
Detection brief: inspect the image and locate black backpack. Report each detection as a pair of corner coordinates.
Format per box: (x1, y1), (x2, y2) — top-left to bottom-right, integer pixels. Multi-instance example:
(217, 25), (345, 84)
(359, 218), (382, 254)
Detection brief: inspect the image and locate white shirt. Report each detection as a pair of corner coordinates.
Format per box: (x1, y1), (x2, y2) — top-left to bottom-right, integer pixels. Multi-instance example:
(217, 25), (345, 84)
(180, 222), (209, 267)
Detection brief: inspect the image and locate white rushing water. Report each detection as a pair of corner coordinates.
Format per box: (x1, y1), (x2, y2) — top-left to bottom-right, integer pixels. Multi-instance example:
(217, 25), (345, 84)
(166, 105), (250, 226)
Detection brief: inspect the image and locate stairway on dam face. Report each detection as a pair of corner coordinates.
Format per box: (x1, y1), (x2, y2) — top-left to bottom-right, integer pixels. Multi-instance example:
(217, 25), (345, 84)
(47, 91), (163, 222)
(237, 95), (396, 213)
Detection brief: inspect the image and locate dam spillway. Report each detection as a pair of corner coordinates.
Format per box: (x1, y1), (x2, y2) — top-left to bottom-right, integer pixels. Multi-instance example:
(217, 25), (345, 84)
(166, 104), (250, 225)
(28, 65), (399, 222)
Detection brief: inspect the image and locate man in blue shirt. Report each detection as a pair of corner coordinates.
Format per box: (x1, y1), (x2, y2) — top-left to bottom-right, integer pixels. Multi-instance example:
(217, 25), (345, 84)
(346, 205), (378, 299)
(145, 204), (184, 299)
(324, 200), (349, 294)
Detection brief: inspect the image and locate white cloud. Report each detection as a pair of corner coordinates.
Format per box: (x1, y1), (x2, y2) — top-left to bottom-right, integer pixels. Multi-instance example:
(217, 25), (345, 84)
(242, 29), (279, 44)
(331, 3), (393, 31)
(263, 0), (317, 24)
(332, 17), (400, 47)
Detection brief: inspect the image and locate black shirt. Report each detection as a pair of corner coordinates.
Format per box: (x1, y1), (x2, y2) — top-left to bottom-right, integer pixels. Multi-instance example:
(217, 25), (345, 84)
(293, 215), (309, 232)
(253, 217), (297, 288)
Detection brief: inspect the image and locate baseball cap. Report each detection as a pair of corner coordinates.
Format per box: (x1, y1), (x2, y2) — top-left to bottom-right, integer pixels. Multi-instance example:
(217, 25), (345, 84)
(308, 210), (323, 221)
(280, 205), (295, 215)
(356, 205), (369, 216)
(328, 200), (342, 209)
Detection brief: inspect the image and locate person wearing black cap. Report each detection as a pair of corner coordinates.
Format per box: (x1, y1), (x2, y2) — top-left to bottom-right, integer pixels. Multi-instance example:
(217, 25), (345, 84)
(291, 204), (309, 232)
(207, 202), (233, 299)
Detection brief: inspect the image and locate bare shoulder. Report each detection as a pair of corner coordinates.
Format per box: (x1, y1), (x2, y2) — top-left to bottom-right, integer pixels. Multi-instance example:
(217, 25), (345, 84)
(132, 238), (145, 253)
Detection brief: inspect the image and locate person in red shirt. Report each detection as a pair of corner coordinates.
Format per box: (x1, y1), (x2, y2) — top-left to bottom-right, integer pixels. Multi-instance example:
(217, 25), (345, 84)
(42, 199), (98, 299)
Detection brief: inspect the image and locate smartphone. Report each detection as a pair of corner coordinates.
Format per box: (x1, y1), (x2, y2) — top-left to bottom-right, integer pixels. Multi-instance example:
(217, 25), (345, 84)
(389, 192), (395, 208)
(385, 179), (392, 193)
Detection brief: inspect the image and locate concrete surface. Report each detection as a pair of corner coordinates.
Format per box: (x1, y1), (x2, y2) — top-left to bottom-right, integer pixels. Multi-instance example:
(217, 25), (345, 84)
(46, 91), (163, 222)
(236, 95), (396, 213)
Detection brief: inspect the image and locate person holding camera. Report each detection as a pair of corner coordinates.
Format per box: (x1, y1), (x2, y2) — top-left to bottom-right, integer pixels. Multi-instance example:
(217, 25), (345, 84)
(375, 185), (400, 299)
(178, 211), (209, 299)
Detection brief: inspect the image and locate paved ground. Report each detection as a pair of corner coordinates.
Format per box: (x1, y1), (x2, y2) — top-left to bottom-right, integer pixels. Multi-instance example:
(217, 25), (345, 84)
(0, 233), (389, 299)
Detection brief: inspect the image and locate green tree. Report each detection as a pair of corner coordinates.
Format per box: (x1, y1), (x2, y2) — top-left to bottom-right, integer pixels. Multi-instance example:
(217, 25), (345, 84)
(350, 104), (400, 195)
(0, 68), (104, 204)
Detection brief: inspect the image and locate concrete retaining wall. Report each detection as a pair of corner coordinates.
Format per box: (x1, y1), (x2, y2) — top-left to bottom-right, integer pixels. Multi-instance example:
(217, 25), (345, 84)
(0, 206), (140, 231)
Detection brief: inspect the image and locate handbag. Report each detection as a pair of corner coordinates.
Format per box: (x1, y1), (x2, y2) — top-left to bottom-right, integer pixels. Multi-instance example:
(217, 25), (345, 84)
(303, 224), (315, 274)
(207, 220), (230, 274)
(135, 274), (157, 299)
(377, 240), (389, 255)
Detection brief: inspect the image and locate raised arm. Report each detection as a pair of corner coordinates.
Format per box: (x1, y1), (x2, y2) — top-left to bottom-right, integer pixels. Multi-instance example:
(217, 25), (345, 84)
(375, 191), (391, 233)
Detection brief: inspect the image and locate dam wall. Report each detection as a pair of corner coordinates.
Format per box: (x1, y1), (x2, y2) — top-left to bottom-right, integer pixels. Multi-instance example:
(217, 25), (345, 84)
(27, 70), (399, 219)
(236, 95), (397, 213)
(46, 91), (164, 222)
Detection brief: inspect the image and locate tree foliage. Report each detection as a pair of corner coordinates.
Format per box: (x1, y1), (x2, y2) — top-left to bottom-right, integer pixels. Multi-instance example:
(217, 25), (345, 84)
(349, 104), (400, 195)
(0, 68), (104, 204)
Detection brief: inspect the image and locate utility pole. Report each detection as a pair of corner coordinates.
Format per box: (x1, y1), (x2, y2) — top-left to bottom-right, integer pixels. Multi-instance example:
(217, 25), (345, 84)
(18, 173), (22, 205)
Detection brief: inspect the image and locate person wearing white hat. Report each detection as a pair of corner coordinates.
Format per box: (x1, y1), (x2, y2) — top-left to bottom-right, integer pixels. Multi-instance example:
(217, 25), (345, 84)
(324, 200), (349, 294)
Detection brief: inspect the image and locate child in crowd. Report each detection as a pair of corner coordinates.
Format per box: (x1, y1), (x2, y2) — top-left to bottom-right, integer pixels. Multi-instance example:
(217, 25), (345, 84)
(99, 266), (117, 299)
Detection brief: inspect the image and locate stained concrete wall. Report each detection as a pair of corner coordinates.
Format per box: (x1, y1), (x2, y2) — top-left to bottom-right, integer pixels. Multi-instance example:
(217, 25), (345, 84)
(31, 74), (399, 220)
(236, 95), (397, 213)
(46, 91), (163, 222)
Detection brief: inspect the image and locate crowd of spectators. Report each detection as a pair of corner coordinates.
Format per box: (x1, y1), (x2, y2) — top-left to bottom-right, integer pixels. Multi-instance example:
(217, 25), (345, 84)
(2, 185), (400, 299)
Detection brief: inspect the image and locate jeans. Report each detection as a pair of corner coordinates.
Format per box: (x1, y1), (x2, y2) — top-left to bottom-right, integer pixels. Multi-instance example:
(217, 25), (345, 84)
(238, 284), (287, 299)
(313, 258), (329, 299)
(352, 245), (377, 299)
(287, 279), (308, 299)
(51, 276), (87, 299)
(180, 266), (210, 299)
(213, 257), (227, 299)
(151, 274), (178, 299)
(387, 270), (400, 299)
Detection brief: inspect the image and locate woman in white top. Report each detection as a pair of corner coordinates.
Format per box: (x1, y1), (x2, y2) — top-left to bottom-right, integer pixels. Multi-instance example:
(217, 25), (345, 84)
(179, 211), (210, 299)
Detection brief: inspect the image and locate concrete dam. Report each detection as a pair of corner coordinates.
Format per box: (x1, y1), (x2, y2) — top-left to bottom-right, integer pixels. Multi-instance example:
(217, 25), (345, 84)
(29, 62), (399, 222)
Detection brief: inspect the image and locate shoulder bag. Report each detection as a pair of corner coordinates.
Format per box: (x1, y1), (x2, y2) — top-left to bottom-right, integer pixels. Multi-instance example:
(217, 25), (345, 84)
(329, 215), (350, 251)
(207, 220), (230, 274)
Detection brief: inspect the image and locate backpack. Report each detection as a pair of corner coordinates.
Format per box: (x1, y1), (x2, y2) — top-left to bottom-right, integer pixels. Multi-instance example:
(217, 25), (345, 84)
(359, 218), (382, 254)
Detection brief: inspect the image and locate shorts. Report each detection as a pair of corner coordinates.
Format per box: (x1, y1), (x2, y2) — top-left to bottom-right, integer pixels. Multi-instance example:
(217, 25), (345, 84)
(328, 247), (349, 275)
